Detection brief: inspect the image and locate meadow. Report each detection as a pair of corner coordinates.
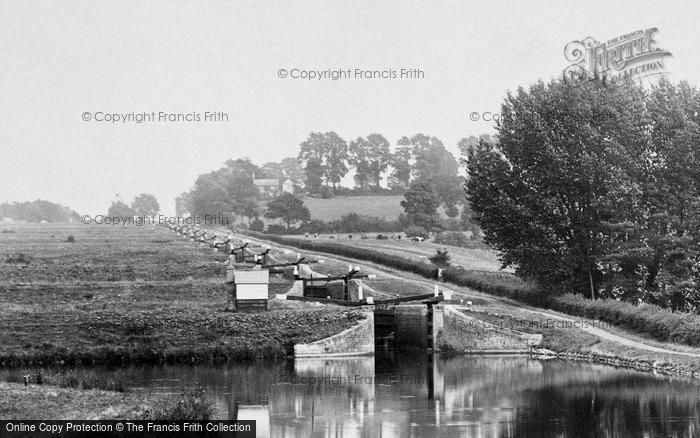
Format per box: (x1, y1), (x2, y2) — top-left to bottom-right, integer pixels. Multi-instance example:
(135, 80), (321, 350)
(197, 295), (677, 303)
(300, 195), (405, 221)
(0, 223), (364, 366)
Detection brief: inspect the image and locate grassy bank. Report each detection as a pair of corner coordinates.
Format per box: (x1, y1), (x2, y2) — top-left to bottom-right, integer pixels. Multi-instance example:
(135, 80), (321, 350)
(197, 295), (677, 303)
(0, 381), (217, 420)
(249, 233), (700, 348)
(0, 303), (366, 366)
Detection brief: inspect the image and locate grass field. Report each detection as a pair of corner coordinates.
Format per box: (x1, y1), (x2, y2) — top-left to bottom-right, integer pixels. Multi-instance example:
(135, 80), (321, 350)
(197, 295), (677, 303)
(301, 195), (404, 221)
(0, 223), (365, 366)
(298, 233), (507, 272)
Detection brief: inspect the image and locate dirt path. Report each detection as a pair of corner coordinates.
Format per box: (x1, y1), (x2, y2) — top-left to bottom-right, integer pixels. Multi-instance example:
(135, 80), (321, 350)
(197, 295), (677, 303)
(239, 232), (700, 359)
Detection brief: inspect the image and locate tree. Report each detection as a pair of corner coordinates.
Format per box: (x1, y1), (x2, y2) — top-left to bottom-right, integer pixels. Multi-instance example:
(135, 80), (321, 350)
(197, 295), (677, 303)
(349, 134), (391, 190)
(348, 137), (372, 189)
(325, 132), (349, 191)
(280, 157), (306, 188)
(298, 131), (349, 193)
(175, 192), (192, 217)
(107, 200), (135, 217)
(260, 162), (283, 179)
(389, 137), (412, 190)
(131, 194), (159, 216)
(264, 193), (311, 230)
(189, 171), (232, 218)
(391, 134), (462, 210)
(225, 159), (260, 221)
(400, 181), (442, 230)
(465, 78), (650, 298)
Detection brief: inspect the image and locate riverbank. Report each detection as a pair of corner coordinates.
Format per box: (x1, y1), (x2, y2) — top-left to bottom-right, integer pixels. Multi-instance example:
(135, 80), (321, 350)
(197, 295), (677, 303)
(0, 381), (217, 420)
(0, 302), (366, 366)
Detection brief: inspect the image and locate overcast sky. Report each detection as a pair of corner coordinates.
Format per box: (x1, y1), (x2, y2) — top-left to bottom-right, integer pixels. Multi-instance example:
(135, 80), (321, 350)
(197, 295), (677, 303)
(1, 0), (698, 215)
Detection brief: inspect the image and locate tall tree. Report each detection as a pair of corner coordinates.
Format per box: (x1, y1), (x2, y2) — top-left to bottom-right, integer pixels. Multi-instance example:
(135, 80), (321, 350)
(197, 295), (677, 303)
(298, 132), (349, 193)
(299, 132), (329, 193)
(324, 131), (349, 191)
(175, 192), (192, 217)
(466, 78), (650, 298)
(225, 159), (261, 222)
(264, 193), (311, 230)
(400, 181), (443, 230)
(349, 134), (391, 189)
(394, 134), (462, 213)
(131, 194), (159, 216)
(280, 157), (306, 187)
(389, 137), (413, 190)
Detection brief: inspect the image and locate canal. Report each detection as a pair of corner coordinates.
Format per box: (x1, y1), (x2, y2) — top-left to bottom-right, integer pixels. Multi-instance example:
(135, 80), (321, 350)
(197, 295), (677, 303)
(81, 351), (700, 437)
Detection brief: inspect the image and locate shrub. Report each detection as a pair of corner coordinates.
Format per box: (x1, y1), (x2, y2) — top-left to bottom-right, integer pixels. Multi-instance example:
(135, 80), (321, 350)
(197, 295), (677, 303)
(429, 249), (451, 267)
(5, 253), (31, 264)
(249, 219), (264, 232)
(66, 235), (75, 243)
(147, 386), (216, 421)
(404, 226), (429, 239)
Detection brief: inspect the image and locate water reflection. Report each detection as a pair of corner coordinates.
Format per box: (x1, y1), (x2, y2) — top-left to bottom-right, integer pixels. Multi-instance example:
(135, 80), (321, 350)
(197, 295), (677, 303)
(71, 353), (700, 437)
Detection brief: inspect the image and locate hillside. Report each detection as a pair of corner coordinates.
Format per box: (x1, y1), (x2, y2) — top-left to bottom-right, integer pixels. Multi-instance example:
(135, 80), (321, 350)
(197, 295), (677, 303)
(301, 195), (405, 221)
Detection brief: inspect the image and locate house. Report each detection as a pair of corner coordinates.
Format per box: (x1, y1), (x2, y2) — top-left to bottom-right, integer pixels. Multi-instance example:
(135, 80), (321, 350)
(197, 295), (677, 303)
(253, 179), (281, 199)
(282, 178), (294, 194)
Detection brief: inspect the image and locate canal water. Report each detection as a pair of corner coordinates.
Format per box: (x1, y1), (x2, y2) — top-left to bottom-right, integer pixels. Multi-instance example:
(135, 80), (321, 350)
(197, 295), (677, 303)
(90, 351), (699, 437)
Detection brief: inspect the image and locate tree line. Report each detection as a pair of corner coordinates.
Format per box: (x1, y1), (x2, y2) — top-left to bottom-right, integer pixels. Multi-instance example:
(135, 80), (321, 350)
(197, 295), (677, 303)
(0, 200), (80, 223)
(178, 132), (487, 228)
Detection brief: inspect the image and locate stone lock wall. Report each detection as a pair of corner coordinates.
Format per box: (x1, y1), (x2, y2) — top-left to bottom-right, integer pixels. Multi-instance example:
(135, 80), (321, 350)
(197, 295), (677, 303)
(434, 305), (542, 353)
(294, 307), (375, 357)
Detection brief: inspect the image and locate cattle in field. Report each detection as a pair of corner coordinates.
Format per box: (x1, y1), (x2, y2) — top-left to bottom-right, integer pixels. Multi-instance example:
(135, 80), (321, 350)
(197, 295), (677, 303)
(408, 236), (424, 243)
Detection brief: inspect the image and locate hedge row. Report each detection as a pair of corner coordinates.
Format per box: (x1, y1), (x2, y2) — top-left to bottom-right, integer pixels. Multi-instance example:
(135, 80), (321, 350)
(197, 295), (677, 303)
(249, 232), (700, 348)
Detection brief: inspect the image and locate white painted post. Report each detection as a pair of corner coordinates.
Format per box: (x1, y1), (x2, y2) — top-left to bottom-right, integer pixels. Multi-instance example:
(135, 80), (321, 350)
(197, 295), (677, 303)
(434, 284), (439, 297)
(366, 297), (374, 304)
(437, 268), (443, 282)
(358, 285), (364, 300)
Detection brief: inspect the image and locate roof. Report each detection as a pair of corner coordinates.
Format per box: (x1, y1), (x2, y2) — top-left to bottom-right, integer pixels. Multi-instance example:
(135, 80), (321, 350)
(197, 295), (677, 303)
(253, 179), (278, 187)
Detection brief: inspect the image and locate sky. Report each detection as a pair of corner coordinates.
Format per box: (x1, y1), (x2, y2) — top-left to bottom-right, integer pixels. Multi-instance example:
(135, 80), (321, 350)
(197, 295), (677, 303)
(1, 0), (699, 215)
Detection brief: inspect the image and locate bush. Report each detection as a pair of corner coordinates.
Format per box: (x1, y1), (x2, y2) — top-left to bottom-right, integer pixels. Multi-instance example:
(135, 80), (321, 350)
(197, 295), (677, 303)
(147, 386), (216, 421)
(5, 253), (31, 264)
(429, 249), (451, 267)
(66, 235), (75, 243)
(433, 231), (470, 248)
(249, 219), (264, 232)
(404, 226), (429, 239)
